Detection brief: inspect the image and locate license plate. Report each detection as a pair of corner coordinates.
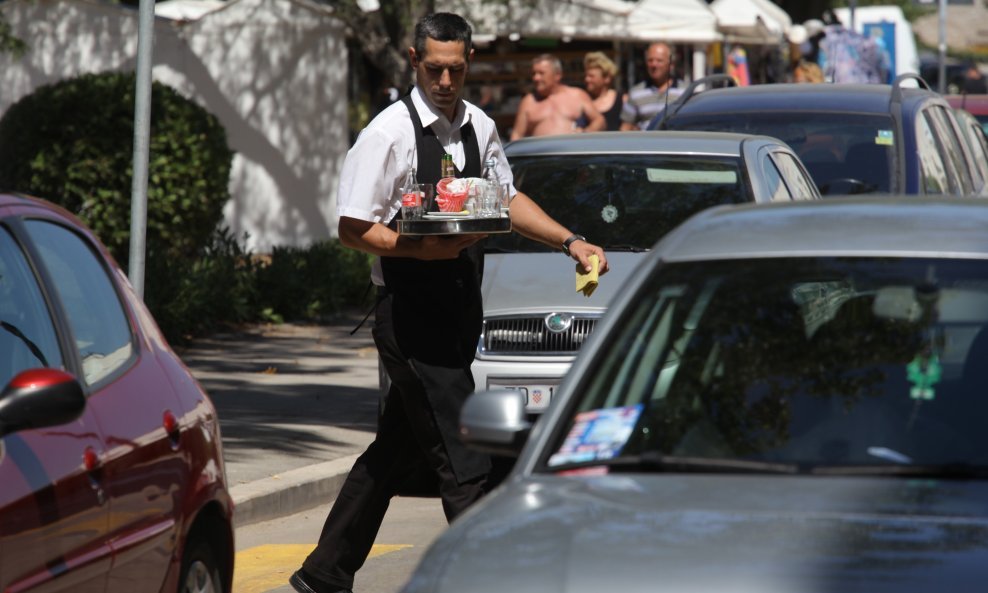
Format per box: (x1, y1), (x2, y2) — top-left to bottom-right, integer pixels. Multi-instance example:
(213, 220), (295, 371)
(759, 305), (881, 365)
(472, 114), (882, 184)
(489, 382), (557, 412)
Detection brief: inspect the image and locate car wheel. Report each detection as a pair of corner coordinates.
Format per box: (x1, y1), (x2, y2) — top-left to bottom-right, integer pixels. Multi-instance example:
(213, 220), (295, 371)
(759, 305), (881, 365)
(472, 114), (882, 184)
(179, 538), (224, 593)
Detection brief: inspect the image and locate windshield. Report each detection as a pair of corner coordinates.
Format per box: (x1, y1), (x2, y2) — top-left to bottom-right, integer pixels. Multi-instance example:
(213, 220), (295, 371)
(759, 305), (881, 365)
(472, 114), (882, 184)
(543, 257), (988, 474)
(666, 113), (894, 195)
(489, 154), (750, 253)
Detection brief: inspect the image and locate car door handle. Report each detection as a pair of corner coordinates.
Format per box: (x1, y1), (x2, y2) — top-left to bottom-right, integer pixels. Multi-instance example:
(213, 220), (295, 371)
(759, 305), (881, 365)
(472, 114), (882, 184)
(163, 410), (181, 446)
(83, 446), (107, 505)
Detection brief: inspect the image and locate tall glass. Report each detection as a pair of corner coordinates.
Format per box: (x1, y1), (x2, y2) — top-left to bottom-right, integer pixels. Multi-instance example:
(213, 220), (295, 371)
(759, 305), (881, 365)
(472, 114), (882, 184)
(477, 183), (499, 218)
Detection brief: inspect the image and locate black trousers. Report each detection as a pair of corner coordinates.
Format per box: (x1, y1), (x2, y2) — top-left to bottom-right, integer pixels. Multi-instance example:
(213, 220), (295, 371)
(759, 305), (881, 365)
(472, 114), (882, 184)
(302, 293), (489, 590)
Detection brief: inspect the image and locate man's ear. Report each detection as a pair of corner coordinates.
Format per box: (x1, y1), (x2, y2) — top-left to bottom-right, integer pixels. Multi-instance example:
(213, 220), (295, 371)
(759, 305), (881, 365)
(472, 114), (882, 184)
(409, 47), (419, 68)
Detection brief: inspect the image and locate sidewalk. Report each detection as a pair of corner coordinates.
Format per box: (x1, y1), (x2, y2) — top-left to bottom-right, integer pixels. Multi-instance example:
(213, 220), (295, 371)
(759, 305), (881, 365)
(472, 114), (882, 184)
(176, 314), (380, 526)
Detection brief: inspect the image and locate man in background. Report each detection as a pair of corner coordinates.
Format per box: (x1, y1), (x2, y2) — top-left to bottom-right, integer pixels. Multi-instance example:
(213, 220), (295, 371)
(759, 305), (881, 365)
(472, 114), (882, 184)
(511, 53), (605, 140)
(621, 42), (682, 131)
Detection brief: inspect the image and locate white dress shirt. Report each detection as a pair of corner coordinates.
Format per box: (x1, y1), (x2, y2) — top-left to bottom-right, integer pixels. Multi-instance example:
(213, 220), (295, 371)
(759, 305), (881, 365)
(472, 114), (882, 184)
(336, 86), (515, 225)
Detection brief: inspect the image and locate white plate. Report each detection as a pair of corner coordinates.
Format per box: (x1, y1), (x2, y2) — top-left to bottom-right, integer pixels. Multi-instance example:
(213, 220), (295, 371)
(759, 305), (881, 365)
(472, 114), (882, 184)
(424, 211), (472, 219)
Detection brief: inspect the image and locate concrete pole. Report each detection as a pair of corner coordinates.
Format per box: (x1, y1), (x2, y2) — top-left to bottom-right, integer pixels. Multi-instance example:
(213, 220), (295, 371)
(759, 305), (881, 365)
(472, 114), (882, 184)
(938, 0), (947, 94)
(128, 0), (154, 298)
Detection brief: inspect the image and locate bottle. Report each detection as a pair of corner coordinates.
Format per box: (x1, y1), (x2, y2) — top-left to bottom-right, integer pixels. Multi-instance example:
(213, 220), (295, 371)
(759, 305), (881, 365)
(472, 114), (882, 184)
(401, 167), (421, 220)
(482, 158), (502, 217)
(441, 153), (456, 179)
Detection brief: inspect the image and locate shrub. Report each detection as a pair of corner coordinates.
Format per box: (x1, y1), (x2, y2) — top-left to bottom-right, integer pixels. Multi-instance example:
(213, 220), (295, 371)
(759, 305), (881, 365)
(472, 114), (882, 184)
(148, 227), (260, 343)
(0, 71), (233, 264)
(256, 240), (375, 322)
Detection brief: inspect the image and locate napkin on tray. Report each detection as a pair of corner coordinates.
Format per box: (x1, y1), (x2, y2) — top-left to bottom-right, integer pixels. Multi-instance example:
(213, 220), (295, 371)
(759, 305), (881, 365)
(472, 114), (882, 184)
(576, 254), (599, 297)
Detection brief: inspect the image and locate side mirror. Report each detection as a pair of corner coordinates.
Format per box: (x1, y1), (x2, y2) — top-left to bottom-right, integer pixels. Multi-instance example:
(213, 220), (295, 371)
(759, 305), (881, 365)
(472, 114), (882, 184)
(459, 389), (532, 457)
(0, 369), (86, 437)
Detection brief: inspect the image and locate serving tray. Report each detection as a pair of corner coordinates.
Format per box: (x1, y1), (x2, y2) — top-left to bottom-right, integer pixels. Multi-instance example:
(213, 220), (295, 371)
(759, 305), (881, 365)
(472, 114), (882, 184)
(398, 214), (511, 236)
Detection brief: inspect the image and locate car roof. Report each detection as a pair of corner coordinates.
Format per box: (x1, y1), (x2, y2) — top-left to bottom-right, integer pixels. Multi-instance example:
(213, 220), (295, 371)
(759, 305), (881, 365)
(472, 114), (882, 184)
(668, 83), (937, 117)
(504, 130), (784, 158)
(655, 197), (988, 262)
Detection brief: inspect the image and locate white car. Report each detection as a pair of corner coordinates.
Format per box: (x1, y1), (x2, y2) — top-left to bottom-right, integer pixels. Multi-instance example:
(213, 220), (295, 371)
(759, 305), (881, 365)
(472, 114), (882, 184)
(474, 131), (820, 415)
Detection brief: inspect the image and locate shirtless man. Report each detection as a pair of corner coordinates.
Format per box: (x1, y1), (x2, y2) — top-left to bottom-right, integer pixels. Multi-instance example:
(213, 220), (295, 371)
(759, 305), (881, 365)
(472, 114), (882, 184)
(510, 54), (605, 140)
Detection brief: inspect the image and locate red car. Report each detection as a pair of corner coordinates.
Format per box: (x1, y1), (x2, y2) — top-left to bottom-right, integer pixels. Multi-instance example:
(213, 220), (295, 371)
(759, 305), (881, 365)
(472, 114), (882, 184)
(0, 192), (234, 592)
(945, 94), (988, 135)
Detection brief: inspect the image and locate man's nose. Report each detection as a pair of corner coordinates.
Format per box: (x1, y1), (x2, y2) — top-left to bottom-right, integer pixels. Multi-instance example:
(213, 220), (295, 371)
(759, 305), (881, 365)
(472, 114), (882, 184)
(440, 68), (452, 86)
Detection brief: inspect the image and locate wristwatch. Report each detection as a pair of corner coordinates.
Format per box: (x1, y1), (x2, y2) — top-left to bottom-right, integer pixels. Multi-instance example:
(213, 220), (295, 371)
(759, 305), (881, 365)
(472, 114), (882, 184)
(562, 234), (586, 256)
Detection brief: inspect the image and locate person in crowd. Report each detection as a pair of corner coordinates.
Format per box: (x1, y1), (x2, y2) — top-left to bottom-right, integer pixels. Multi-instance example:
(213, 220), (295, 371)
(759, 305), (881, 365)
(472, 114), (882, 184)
(962, 61), (988, 95)
(620, 41), (682, 131)
(583, 51), (624, 131)
(793, 60), (824, 83)
(510, 53), (605, 139)
(289, 13), (608, 593)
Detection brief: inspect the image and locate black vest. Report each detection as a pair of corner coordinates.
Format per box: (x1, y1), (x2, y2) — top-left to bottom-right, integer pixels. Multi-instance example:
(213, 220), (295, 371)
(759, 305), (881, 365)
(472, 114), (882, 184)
(380, 96), (484, 294)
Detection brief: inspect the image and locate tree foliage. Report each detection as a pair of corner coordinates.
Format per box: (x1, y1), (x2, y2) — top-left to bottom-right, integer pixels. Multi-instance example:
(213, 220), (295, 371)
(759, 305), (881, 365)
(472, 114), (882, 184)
(0, 71), (233, 265)
(327, 0), (434, 90)
(0, 14), (27, 56)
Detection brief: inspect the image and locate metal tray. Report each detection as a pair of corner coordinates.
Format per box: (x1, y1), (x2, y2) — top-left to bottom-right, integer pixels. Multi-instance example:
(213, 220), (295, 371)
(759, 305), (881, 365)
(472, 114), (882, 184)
(398, 215), (511, 236)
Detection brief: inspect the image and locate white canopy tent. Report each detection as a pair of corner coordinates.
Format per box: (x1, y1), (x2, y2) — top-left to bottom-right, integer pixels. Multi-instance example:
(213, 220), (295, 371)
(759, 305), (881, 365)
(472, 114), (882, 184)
(441, 0), (719, 82)
(442, 0), (719, 44)
(710, 0), (792, 44)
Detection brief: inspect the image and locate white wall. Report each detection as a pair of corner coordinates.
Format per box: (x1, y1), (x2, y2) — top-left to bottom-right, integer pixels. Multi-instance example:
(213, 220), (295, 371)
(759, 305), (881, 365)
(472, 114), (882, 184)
(0, 0), (348, 251)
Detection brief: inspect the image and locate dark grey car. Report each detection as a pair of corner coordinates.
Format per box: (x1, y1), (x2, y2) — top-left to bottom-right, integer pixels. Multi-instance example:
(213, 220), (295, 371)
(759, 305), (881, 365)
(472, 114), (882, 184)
(403, 197), (988, 593)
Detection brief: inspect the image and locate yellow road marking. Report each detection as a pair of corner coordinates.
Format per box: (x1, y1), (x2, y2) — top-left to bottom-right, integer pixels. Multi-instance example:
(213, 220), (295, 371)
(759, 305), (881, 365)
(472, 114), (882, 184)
(233, 544), (412, 593)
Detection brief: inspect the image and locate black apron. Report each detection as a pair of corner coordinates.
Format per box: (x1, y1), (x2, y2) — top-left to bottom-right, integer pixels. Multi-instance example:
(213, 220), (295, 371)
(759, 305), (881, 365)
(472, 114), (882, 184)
(378, 96), (489, 483)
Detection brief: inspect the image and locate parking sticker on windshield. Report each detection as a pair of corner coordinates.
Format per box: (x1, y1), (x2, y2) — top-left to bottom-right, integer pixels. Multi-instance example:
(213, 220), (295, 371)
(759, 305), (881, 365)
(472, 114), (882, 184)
(548, 404), (643, 467)
(601, 204), (619, 223)
(875, 130), (894, 146)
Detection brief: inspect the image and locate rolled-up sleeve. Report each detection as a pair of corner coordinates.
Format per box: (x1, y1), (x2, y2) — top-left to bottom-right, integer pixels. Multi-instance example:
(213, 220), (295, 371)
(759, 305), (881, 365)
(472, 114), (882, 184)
(337, 127), (404, 224)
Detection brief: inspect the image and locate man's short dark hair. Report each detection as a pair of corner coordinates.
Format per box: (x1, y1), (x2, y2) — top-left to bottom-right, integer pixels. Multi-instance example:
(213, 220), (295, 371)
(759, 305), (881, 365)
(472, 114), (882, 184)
(414, 12), (472, 60)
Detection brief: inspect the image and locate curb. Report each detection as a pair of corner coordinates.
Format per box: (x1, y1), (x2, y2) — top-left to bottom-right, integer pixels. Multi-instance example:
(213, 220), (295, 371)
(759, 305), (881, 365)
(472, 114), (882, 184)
(230, 453), (359, 527)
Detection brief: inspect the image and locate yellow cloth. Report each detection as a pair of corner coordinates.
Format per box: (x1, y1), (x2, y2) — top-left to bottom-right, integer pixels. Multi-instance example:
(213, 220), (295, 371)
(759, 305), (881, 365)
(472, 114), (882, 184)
(576, 254), (599, 297)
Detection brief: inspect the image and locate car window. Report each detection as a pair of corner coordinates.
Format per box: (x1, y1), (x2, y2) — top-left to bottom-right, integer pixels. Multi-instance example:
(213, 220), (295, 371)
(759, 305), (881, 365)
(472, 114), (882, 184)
(971, 124), (988, 164)
(925, 106), (974, 195)
(915, 114), (953, 194)
(23, 220), (133, 387)
(490, 154), (750, 253)
(962, 119), (988, 181)
(771, 152), (817, 200)
(666, 112), (894, 195)
(760, 155), (793, 202)
(543, 257), (988, 471)
(0, 225), (64, 387)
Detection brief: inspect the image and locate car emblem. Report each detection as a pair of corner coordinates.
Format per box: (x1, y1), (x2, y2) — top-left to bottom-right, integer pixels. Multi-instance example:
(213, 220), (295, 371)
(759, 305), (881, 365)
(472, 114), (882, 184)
(545, 313), (573, 333)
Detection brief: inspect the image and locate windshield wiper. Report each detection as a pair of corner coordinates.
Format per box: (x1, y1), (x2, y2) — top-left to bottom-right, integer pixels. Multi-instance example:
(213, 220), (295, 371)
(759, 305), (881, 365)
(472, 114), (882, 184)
(602, 244), (650, 253)
(811, 463), (988, 478)
(2, 320), (49, 367)
(550, 451), (800, 475)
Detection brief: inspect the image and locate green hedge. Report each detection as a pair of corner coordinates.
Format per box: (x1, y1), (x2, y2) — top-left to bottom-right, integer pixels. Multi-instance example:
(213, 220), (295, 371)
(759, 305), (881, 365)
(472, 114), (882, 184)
(256, 242), (376, 323)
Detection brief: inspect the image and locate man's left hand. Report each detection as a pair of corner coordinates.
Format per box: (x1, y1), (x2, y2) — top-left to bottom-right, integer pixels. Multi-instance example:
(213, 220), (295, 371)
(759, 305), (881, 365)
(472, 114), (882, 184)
(569, 239), (609, 275)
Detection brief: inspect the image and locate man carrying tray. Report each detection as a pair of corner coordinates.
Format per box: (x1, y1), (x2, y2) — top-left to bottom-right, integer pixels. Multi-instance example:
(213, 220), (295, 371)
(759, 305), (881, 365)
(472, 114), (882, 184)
(289, 11), (608, 593)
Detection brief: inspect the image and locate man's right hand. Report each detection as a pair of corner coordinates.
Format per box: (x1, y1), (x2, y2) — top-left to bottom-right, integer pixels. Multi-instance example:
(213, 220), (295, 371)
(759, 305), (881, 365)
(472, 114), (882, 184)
(415, 233), (488, 260)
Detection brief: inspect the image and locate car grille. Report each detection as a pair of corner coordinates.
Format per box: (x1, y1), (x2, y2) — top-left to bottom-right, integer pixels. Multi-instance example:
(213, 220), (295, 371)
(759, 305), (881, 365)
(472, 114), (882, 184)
(480, 315), (599, 355)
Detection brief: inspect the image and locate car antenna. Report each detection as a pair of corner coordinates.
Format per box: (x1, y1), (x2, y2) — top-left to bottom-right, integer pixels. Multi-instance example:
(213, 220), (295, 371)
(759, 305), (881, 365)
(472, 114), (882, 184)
(648, 74), (737, 131)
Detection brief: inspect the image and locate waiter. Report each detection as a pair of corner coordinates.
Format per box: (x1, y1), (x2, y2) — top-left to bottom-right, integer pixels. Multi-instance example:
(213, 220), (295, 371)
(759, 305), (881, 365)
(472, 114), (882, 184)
(290, 12), (608, 593)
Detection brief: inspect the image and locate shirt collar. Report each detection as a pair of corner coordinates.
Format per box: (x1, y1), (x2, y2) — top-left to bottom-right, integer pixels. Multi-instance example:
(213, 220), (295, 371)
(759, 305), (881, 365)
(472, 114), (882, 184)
(411, 86), (470, 131)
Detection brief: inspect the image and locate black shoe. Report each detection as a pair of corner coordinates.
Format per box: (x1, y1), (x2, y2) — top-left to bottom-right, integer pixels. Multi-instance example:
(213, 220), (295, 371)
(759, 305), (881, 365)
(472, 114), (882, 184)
(289, 569), (352, 593)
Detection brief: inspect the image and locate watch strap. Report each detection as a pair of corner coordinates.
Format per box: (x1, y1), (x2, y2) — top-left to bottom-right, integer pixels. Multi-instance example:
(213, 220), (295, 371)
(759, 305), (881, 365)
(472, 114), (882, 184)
(562, 234), (586, 256)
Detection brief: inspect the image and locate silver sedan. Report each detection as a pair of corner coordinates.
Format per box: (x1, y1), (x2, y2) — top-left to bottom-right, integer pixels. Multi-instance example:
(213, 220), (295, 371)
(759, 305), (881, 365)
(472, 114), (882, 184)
(405, 196), (988, 593)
